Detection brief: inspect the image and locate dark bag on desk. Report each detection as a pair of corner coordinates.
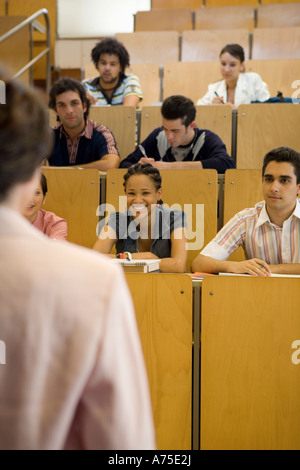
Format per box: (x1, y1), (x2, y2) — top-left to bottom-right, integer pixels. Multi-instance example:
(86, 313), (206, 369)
(252, 91), (300, 104)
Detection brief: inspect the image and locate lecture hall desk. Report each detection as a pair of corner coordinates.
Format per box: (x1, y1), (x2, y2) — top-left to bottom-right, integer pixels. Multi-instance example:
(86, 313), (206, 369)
(125, 273), (300, 451)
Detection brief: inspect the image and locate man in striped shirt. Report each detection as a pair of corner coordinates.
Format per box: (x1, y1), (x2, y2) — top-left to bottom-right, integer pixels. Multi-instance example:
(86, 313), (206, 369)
(82, 37), (142, 108)
(48, 78), (120, 171)
(191, 147), (300, 276)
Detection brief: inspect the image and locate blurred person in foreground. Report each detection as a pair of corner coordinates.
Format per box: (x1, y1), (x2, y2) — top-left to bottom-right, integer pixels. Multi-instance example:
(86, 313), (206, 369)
(0, 64), (155, 450)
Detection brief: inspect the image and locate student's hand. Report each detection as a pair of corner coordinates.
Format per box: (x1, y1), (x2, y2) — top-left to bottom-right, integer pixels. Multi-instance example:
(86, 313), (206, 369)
(229, 258), (271, 277)
(151, 161), (172, 169)
(138, 157), (155, 164)
(212, 95), (225, 105)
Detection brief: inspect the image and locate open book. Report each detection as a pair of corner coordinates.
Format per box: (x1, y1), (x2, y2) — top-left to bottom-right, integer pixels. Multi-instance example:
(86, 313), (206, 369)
(112, 259), (161, 273)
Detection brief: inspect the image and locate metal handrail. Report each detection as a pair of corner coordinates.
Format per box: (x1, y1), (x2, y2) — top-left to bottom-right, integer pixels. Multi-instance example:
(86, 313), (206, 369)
(0, 8), (51, 92)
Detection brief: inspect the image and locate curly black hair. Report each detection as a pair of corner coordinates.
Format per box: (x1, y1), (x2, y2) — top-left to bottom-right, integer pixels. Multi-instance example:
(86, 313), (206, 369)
(91, 37), (130, 74)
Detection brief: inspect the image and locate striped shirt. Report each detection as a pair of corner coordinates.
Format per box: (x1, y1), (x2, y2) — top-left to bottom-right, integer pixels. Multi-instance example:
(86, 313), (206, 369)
(82, 73), (142, 106)
(56, 118), (119, 164)
(201, 200), (300, 264)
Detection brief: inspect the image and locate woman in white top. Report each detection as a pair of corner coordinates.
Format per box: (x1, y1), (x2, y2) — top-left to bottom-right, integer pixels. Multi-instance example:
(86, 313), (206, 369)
(197, 44), (270, 108)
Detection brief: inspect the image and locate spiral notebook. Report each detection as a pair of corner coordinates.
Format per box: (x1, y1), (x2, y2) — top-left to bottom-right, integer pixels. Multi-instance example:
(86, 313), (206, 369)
(112, 259), (161, 273)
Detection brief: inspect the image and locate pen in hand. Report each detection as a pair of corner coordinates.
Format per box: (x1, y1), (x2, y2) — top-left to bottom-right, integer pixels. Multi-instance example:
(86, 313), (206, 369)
(214, 91), (224, 104)
(138, 144), (156, 163)
(139, 144), (148, 158)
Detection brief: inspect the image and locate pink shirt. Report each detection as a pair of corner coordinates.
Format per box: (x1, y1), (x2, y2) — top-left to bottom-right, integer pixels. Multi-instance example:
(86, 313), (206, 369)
(33, 209), (67, 240)
(0, 207), (155, 450)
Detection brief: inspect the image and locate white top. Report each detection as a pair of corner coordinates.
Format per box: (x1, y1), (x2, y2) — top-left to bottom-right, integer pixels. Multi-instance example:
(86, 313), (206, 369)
(197, 72), (270, 107)
(0, 206), (155, 450)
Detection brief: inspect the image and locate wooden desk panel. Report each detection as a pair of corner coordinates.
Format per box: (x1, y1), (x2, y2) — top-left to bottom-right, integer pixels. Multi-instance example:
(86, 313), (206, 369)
(135, 8), (193, 34)
(89, 106), (136, 160)
(236, 104), (300, 169)
(201, 276), (300, 450)
(42, 168), (100, 248)
(252, 27), (300, 60)
(163, 61), (221, 110)
(181, 29), (250, 62)
(125, 273), (193, 450)
(115, 31), (179, 65)
(195, 5), (255, 31)
(246, 58), (300, 98)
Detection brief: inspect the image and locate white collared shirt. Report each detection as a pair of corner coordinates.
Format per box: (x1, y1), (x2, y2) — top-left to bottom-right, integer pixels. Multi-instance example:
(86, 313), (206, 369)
(197, 72), (270, 107)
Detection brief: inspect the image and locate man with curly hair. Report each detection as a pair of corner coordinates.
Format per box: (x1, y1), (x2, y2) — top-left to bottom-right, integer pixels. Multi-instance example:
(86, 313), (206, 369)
(83, 37), (142, 108)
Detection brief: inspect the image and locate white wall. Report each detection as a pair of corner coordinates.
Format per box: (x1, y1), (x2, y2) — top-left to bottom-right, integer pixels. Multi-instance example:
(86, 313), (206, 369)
(57, 0), (151, 38)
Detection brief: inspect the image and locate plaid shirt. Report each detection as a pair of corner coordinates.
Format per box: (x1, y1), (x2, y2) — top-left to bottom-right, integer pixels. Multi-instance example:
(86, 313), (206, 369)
(58, 118), (119, 164)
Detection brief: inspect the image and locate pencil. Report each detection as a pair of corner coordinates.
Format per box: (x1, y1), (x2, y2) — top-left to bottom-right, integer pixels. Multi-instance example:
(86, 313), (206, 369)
(214, 91), (224, 104)
(139, 144), (148, 158)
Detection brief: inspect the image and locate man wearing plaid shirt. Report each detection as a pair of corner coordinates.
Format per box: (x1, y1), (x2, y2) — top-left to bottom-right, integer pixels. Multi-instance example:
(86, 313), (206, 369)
(48, 78), (120, 170)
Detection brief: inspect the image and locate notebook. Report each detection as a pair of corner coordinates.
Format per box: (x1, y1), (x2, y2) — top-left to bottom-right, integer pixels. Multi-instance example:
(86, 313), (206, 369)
(112, 259), (161, 273)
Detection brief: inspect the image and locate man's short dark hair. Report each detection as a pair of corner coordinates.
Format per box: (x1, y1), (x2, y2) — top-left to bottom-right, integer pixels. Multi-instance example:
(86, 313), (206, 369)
(161, 95), (196, 127)
(91, 37), (130, 74)
(0, 64), (53, 203)
(49, 77), (90, 120)
(262, 146), (300, 184)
